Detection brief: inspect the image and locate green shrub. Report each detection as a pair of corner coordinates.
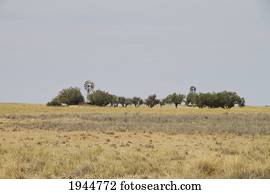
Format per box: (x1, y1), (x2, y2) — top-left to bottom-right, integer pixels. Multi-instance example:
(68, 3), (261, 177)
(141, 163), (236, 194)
(145, 94), (159, 108)
(47, 97), (61, 106)
(238, 98), (246, 107)
(165, 93), (185, 108)
(87, 90), (113, 106)
(47, 87), (84, 106)
(132, 97), (144, 107)
(110, 95), (119, 107)
(117, 97), (126, 107)
(124, 98), (133, 107)
(186, 93), (198, 107)
(195, 91), (245, 109)
(159, 99), (166, 107)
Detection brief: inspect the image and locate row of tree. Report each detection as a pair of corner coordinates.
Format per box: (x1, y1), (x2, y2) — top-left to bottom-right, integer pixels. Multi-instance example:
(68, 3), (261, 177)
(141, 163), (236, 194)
(47, 87), (245, 109)
(87, 90), (186, 108)
(185, 92), (245, 108)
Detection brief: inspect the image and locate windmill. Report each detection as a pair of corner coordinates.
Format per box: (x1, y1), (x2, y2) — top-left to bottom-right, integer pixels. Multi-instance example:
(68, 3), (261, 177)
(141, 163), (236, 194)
(190, 86), (197, 94)
(84, 80), (95, 97)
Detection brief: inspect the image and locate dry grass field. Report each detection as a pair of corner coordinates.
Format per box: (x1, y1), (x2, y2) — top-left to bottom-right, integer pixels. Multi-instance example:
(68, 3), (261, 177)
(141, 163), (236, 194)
(0, 104), (270, 178)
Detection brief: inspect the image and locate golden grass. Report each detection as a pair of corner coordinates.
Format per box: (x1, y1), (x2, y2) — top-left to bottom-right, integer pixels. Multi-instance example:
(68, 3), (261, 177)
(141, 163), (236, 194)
(0, 104), (270, 178)
(1, 103), (269, 115)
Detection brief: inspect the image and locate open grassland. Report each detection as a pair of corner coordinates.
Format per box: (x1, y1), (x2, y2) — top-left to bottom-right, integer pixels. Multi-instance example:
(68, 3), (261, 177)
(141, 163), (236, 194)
(0, 104), (270, 178)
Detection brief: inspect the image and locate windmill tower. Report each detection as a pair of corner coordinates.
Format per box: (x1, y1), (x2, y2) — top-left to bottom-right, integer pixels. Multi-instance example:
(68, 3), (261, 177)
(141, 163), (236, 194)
(84, 80), (95, 99)
(190, 86), (197, 94)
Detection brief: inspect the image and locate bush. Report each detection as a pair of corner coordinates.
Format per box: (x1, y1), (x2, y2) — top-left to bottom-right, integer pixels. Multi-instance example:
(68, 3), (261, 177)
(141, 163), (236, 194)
(132, 97), (144, 107)
(118, 97), (126, 107)
(165, 93), (185, 108)
(87, 90), (113, 106)
(159, 99), (166, 107)
(238, 98), (246, 107)
(47, 87), (84, 106)
(124, 98), (133, 107)
(186, 93), (198, 107)
(47, 97), (61, 106)
(195, 91), (245, 109)
(110, 95), (119, 107)
(145, 94), (159, 108)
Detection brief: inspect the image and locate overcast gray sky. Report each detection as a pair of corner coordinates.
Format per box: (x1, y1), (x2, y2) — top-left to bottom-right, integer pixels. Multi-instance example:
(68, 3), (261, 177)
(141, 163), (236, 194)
(0, 0), (270, 105)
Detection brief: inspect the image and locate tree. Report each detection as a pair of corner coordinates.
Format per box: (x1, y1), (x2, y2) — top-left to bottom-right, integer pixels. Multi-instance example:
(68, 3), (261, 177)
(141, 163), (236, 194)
(124, 98), (133, 107)
(47, 97), (61, 106)
(145, 94), (159, 108)
(165, 93), (185, 108)
(87, 90), (112, 106)
(217, 91), (240, 108)
(194, 91), (245, 109)
(132, 97), (143, 107)
(185, 93), (198, 107)
(238, 97), (245, 107)
(118, 97), (126, 107)
(47, 87), (84, 106)
(194, 93), (216, 108)
(110, 95), (119, 107)
(159, 99), (166, 107)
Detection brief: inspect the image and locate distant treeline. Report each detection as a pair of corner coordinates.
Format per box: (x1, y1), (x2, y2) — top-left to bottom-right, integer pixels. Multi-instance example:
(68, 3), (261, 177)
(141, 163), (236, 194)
(47, 86), (245, 109)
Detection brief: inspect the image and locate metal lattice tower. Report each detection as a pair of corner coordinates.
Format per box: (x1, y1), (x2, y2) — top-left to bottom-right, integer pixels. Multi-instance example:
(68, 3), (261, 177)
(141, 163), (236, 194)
(190, 86), (197, 93)
(84, 80), (95, 96)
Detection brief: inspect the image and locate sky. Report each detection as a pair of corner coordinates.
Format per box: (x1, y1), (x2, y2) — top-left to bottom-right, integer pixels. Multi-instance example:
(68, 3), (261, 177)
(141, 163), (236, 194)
(0, 0), (270, 105)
